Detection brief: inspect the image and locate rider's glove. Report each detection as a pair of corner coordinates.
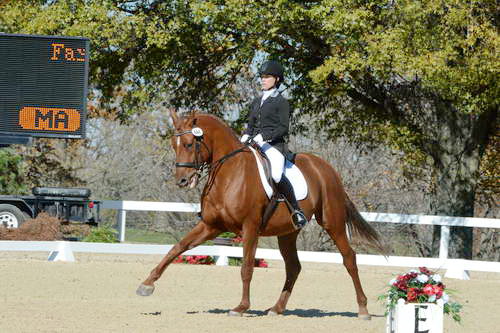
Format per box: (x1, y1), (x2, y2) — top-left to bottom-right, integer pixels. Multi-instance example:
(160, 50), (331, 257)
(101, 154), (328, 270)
(253, 133), (265, 146)
(240, 134), (250, 143)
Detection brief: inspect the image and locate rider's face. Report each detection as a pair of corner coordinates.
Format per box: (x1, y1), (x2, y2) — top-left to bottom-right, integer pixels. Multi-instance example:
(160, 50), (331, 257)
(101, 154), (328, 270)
(261, 75), (277, 91)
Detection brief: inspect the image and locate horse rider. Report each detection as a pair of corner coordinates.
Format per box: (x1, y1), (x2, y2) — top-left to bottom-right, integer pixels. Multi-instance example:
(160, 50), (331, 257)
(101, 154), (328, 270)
(240, 60), (308, 229)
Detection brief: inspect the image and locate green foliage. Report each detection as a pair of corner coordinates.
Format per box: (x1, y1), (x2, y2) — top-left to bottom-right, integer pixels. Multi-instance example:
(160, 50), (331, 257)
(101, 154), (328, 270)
(228, 257), (243, 266)
(3, 1), (496, 120)
(83, 225), (118, 243)
(0, 148), (26, 194)
(444, 301), (463, 323)
(217, 231), (237, 238)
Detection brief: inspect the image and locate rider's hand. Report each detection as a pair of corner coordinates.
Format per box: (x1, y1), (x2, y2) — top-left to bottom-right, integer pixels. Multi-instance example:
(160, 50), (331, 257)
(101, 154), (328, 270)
(240, 134), (249, 143)
(253, 134), (265, 146)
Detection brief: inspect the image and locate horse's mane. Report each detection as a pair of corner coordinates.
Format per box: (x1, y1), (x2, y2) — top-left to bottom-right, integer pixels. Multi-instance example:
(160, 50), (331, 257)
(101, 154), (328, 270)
(187, 112), (240, 141)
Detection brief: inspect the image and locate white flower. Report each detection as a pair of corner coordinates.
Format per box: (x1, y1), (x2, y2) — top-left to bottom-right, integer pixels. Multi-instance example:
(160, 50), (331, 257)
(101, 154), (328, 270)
(416, 274), (429, 283)
(442, 292), (449, 304)
(428, 295), (437, 302)
(409, 269), (418, 274)
(389, 278), (397, 285)
(431, 274), (442, 283)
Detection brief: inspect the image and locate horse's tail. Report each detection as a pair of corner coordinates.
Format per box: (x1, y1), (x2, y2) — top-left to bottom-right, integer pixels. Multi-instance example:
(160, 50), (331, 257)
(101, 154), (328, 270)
(345, 195), (389, 256)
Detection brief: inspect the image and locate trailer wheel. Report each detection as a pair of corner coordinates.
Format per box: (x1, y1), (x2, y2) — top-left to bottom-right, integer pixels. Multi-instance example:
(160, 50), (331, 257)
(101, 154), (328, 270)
(0, 204), (26, 228)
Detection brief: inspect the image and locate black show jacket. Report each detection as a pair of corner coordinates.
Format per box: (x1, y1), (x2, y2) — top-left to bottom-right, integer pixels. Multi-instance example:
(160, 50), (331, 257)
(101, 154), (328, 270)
(244, 90), (290, 153)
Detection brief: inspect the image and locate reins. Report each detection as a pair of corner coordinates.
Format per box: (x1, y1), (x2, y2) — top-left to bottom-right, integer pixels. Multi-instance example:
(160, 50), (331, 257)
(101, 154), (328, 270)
(173, 127), (250, 184)
(210, 146), (248, 170)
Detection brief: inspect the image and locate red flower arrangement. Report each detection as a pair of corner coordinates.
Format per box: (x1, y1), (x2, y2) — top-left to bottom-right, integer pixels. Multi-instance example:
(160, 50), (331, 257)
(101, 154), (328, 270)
(255, 258), (268, 268)
(232, 236), (243, 244)
(378, 267), (462, 323)
(173, 254), (268, 268)
(173, 255), (215, 265)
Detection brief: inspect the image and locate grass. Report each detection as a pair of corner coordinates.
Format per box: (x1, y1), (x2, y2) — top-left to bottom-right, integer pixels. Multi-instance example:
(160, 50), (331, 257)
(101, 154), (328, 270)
(125, 228), (179, 244)
(123, 228), (278, 248)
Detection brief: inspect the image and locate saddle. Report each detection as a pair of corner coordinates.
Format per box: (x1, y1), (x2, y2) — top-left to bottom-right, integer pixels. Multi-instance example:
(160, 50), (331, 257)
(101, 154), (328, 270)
(248, 143), (308, 232)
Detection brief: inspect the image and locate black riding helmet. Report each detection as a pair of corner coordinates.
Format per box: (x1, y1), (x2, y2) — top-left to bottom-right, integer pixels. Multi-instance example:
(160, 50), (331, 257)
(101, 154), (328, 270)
(259, 60), (284, 87)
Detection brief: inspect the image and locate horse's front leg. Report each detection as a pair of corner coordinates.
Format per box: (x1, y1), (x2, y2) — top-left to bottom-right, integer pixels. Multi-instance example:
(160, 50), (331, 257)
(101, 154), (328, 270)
(229, 223), (259, 316)
(136, 221), (220, 296)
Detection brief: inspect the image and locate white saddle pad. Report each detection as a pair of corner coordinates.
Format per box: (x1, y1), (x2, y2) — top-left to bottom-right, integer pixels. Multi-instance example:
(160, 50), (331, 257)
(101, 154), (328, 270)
(248, 147), (308, 201)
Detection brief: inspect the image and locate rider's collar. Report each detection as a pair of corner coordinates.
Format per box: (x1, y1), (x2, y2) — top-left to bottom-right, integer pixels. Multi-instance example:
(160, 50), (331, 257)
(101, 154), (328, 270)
(262, 88), (279, 100)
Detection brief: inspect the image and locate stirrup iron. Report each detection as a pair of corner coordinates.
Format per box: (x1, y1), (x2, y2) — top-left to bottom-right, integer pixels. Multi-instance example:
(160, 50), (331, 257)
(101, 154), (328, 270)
(291, 210), (307, 229)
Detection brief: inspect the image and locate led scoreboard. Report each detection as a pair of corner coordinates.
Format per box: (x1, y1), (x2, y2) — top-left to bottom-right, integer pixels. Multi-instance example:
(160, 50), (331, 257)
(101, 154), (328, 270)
(0, 34), (89, 139)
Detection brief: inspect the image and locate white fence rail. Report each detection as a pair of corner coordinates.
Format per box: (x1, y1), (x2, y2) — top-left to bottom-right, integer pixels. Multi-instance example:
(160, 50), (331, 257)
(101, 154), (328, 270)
(0, 240), (498, 278)
(97, 200), (499, 279)
(100, 200), (498, 261)
(100, 201), (200, 243)
(0, 200), (498, 280)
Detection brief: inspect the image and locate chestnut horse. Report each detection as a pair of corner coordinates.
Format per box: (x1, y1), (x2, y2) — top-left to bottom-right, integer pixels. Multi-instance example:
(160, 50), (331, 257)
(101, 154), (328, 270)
(137, 110), (384, 319)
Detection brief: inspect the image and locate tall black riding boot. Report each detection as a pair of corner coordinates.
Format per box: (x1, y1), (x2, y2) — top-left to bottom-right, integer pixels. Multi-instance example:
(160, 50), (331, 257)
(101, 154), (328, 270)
(276, 176), (308, 229)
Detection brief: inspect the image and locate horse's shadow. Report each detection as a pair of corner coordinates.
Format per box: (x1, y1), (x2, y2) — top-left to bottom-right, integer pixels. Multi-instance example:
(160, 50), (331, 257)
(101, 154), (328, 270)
(190, 308), (384, 318)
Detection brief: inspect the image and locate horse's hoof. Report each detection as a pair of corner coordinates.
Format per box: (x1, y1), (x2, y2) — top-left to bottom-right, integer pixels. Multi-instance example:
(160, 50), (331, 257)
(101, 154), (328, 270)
(228, 310), (243, 317)
(136, 284), (155, 296)
(358, 314), (371, 320)
(267, 310), (280, 316)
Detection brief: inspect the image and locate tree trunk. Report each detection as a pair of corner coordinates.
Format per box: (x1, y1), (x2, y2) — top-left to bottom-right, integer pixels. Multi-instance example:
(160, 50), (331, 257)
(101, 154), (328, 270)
(429, 172), (475, 259)
(426, 105), (495, 259)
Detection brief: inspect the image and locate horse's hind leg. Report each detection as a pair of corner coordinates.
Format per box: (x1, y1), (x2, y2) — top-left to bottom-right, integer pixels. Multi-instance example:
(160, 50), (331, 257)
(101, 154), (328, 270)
(324, 223), (371, 320)
(318, 207), (371, 320)
(338, 234), (371, 319)
(267, 231), (301, 316)
(137, 221), (220, 296)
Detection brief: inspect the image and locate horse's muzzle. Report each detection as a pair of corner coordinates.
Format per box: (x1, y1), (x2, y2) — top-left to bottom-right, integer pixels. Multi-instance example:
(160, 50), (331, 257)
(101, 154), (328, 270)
(177, 173), (199, 188)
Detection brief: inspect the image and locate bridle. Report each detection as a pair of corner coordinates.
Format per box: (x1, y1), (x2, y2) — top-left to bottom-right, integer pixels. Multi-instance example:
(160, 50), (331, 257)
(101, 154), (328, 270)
(173, 125), (248, 175)
(173, 127), (211, 172)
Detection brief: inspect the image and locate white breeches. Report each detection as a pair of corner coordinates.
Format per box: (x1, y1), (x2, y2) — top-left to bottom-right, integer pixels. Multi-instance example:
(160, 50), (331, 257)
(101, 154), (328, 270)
(260, 143), (285, 183)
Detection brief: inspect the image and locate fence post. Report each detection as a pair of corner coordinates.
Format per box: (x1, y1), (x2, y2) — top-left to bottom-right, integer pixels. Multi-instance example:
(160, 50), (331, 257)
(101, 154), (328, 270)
(215, 246), (229, 266)
(440, 226), (470, 280)
(445, 259), (470, 280)
(117, 209), (127, 242)
(47, 241), (75, 262)
(438, 226), (449, 260)
(216, 255), (229, 266)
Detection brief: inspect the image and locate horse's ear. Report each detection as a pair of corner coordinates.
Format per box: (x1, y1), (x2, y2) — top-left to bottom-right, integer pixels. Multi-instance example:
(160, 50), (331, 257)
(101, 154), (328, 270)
(169, 108), (179, 125)
(187, 110), (198, 126)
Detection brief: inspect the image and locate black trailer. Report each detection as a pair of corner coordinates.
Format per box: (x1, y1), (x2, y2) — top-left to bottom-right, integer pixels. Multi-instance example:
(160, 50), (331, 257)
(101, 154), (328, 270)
(0, 187), (100, 228)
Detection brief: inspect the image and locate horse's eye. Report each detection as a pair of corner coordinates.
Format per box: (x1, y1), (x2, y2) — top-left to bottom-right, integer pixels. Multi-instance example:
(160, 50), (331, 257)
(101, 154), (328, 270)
(184, 143), (193, 149)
